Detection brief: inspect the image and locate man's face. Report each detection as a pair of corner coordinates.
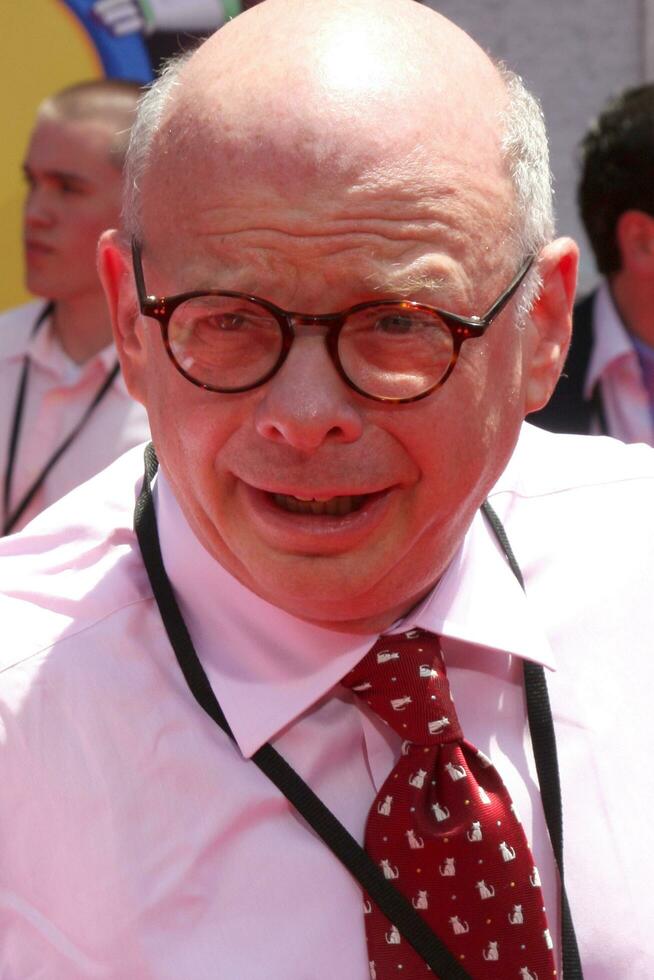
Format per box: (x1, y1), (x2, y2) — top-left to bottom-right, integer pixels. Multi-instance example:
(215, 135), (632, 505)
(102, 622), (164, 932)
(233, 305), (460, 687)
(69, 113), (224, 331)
(101, 7), (575, 633)
(108, 152), (540, 633)
(23, 114), (123, 302)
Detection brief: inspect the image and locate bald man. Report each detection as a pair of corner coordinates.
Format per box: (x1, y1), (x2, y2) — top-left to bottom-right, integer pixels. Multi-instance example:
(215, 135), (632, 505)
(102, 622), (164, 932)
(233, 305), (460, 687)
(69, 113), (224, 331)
(0, 80), (149, 535)
(0, 3), (652, 977)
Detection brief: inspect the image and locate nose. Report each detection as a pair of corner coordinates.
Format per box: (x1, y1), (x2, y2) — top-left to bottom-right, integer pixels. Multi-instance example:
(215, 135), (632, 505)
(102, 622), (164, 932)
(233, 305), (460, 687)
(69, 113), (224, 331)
(24, 185), (55, 230)
(254, 333), (364, 452)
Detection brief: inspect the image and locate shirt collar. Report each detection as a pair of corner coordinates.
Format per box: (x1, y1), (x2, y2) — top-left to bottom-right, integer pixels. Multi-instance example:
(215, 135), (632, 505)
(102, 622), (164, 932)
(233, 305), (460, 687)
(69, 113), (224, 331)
(402, 509), (555, 671)
(27, 313), (80, 379)
(0, 301), (50, 360)
(155, 443), (554, 759)
(21, 311), (126, 390)
(585, 281), (637, 397)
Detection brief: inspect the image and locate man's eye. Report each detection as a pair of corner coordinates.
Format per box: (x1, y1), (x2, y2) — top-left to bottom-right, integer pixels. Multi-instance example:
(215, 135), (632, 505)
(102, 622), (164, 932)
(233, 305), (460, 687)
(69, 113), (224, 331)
(59, 180), (84, 195)
(192, 311), (265, 334)
(373, 314), (415, 335)
(218, 313), (250, 331)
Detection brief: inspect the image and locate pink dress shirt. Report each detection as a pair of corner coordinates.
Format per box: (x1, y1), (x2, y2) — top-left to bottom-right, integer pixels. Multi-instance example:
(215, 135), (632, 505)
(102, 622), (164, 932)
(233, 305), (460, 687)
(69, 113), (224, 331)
(0, 424), (653, 978)
(0, 300), (150, 532)
(586, 282), (654, 444)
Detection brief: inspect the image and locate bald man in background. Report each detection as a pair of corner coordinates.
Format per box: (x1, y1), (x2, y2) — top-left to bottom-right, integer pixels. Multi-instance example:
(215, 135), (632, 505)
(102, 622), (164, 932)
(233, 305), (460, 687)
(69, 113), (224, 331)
(0, 80), (149, 535)
(0, 2), (652, 977)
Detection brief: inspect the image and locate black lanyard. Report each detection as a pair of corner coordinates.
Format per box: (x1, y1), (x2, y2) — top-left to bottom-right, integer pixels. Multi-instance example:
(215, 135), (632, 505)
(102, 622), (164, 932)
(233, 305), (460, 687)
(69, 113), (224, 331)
(591, 383), (608, 436)
(134, 443), (583, 979)
(2, 303), (120, 536)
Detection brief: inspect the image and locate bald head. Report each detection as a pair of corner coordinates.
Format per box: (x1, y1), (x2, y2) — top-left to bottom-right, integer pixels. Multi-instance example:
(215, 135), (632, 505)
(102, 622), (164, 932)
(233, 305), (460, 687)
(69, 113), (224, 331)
(125, 0), (552, 262)
(184, 0), (505, 164)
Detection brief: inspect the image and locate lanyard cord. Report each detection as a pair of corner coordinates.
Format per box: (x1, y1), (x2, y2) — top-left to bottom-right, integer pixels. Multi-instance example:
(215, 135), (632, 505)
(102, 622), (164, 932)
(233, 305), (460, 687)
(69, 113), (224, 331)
(2, 303), (120, 536)
(480, 501), (582, 979)
(134, 443), (583, 979)
(590, 384), (608, 436)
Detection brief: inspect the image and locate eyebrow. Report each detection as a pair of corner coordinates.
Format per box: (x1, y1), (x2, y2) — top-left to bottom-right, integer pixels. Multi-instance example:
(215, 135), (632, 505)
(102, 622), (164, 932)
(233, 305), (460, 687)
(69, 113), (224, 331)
(137, 238), (459, 306)
(188, 270), (455, 303)
(365, 268), (451, 299)
(22, 163), (93, 188)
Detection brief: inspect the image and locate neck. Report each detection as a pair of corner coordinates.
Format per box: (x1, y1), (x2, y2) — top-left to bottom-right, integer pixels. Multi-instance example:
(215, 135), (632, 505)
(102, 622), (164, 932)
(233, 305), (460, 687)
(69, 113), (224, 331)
(609, 272), (654, 348)
(50, 292), (114, 364)
(301, 587), (434, 635)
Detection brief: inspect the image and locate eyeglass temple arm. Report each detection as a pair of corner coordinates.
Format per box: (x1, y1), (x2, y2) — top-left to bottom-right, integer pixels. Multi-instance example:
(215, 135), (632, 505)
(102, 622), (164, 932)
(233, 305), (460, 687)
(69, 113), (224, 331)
(427, 255), (536, 333)
(131, 239), (150, 309)
(482, 254), (536, 324)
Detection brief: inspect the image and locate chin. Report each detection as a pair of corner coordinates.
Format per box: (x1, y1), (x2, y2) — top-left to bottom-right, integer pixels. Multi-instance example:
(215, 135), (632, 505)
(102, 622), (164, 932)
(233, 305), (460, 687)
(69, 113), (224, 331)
(24, 273), (49, 299)
(239, 550), (407, 627)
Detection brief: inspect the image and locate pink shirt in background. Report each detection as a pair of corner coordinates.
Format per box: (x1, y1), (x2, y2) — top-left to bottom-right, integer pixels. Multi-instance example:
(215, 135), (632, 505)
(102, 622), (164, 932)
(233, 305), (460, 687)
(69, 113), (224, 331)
(586, 282), (654, 444)
(0, 300), (150, 532)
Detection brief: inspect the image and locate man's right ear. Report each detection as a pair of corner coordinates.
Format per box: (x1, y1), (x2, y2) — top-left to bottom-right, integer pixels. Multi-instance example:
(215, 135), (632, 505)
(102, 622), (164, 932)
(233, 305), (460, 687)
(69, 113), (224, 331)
(97, 229), (148, 406)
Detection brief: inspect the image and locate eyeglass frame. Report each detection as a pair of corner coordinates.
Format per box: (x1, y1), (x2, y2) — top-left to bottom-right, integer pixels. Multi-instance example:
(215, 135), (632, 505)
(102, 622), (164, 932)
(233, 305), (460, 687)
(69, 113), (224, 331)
(131, 239), (536, 404)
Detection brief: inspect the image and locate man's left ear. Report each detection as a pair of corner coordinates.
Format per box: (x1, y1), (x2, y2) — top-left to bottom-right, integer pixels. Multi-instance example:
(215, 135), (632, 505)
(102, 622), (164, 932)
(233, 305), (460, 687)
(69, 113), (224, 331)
(523, 237), (579, 414)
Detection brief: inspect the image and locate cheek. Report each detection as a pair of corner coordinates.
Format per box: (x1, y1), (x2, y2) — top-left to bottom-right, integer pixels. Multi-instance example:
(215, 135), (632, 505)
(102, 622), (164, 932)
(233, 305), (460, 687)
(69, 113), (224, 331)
(399, 343), (524, 510)
(67, 202), (121, 256)
(63, 219), (105, 263)
(459, 328), (528, 426)
(143, 351), (247, 507)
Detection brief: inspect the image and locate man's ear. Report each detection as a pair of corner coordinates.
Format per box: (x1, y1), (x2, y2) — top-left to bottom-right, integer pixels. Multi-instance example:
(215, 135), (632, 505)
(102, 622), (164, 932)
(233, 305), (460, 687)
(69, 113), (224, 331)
(615, 210), (654, 276)
(524, 237), (579, 414)
(97, 229), (148, 406)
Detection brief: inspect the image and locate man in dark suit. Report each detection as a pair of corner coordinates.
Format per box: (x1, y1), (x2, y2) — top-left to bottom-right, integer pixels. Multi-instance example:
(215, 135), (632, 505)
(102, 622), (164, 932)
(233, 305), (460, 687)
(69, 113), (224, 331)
(531, 83), (654, 442)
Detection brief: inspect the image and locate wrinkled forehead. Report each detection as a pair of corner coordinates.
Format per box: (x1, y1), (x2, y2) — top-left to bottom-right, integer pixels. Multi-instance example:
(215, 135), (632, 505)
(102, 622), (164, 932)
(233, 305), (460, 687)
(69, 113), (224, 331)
(138, 1), (512, 263)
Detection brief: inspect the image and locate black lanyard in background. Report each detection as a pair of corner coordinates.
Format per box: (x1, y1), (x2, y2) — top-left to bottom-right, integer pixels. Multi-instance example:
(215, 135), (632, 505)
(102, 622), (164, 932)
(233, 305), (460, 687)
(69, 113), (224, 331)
(133, 442), (583, 979)
(2, 303), (120, 536)
(591, 384), (609, 435)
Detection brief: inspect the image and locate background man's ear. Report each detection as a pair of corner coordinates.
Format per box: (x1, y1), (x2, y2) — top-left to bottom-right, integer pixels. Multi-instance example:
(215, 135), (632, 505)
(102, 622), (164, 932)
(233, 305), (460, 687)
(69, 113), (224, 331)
(524, 237), (579, 414)
(615, 210), (654, 276)
(97, 230), (148, 406)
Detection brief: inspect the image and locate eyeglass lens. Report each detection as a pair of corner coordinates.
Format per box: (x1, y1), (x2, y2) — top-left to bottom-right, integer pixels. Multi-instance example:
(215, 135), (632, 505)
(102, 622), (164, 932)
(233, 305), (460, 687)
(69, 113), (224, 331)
(167, 295), (455, 398)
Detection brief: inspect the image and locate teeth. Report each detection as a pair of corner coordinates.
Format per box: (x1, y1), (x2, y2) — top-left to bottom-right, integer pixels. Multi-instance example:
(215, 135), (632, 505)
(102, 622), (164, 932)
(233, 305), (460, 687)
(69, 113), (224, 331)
(273, 493), (366, 516)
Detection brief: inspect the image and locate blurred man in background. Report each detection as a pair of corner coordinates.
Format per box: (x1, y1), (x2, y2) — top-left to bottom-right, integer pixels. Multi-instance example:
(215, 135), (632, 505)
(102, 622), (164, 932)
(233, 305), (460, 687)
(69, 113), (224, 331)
(0, 79), (150, 534)
(532, 83), (654, 442)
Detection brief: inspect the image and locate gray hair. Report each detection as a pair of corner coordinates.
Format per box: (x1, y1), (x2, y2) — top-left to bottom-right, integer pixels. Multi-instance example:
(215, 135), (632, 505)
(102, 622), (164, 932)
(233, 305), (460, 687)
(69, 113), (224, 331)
(122, 53), (192, 237)
(123, 55), (554, 316)
(497, 64), (554, 317)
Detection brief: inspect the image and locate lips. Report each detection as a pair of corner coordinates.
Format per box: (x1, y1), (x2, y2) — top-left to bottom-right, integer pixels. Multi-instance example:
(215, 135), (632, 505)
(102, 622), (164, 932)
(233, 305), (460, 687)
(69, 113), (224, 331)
(237, 481), (397, 553)
(272, 492), (367, 516)
(24, 240), (54, 257)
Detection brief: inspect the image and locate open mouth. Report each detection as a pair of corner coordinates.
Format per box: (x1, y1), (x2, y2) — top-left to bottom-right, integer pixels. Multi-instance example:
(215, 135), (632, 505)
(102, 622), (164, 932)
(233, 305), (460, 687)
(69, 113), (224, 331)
(241, 483), (395, 549)
(270, 492), (369, 516)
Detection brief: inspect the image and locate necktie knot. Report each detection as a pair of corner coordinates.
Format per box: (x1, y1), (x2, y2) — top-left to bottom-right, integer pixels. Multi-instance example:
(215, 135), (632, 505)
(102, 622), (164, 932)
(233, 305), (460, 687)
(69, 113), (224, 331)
(343, 629), (463, 745)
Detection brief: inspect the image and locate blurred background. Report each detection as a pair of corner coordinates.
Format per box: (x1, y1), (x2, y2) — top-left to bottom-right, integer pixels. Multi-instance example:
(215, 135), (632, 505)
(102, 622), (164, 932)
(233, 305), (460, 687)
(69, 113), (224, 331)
(3, 0), (653, 309)
(423, 0), (654, 295)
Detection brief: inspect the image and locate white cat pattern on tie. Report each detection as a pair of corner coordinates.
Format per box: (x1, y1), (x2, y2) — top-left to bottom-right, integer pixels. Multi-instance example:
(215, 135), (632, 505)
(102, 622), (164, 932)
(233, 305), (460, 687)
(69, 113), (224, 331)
(343, 629), (557, 980)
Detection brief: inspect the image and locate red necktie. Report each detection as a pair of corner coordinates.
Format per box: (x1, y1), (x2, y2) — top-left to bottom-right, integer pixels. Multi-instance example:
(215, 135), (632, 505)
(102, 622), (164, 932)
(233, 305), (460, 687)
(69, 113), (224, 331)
(343, 628), (557, 980)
